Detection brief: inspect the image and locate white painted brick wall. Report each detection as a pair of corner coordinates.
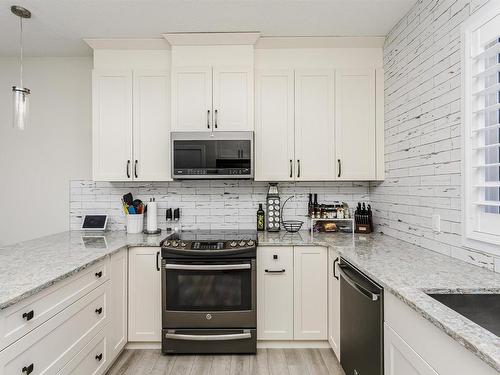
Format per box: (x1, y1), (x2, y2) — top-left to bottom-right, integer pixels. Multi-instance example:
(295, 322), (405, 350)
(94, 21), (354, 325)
(371, 0), (499, 272)
(70, 180), (369, 232)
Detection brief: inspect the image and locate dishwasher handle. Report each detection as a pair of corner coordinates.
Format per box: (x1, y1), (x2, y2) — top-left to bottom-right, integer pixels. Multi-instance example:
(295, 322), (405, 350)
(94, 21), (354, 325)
(339, 265), (380, 302)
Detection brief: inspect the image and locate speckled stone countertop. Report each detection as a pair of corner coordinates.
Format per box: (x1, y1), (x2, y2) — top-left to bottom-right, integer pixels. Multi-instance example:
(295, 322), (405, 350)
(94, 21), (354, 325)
(0, 230), (170, 311)
(258, 231), (500, 372)
(1, 230), (499, 371)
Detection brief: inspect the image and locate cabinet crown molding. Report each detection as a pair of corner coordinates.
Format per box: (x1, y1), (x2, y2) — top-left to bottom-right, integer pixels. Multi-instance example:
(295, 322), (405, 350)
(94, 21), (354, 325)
(162, 32), (261, 46)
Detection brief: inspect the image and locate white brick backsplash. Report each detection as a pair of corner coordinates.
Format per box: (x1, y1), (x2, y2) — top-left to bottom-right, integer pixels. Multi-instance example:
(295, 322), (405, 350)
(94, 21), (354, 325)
(70, 180), (369, 231)
(371, 0), (498, 270)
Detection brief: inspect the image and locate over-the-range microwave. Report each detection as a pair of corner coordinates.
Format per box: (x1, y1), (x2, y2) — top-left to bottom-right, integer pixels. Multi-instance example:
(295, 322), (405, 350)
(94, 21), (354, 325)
(171, 131), (254, 179)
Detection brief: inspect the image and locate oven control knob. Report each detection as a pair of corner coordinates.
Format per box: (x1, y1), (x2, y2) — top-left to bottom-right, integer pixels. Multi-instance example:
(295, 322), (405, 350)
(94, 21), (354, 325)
(239, 240), (246, 247)
(247, 240), (255, 246)
(180, 242), (187, 247)
(172, 241), (179, 247)
(164, 241), (171, 247)
(230, 241), (237, 247)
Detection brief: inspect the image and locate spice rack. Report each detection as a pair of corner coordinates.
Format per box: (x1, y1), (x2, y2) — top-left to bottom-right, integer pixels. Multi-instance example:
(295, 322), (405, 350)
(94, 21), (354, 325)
(309, 217), (355, 237)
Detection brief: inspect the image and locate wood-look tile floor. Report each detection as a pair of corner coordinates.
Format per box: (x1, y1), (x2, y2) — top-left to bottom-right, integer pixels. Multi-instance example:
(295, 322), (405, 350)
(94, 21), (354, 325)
(106, 348), (346, 375)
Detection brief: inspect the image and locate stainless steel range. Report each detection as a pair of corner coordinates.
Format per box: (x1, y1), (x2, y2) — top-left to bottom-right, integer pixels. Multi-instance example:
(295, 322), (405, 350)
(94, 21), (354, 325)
(161, 230), (257, 354)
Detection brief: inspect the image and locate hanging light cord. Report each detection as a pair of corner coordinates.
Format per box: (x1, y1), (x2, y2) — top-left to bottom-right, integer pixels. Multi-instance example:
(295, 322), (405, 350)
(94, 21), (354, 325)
(19, 16), (23, 88)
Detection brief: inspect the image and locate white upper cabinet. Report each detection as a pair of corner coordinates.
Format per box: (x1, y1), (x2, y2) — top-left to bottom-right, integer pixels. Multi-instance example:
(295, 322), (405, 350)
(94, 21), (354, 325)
(133, 70), (171, 181)
(255, 70), (295, 181)
(92, 70), (133, 181)
(335, 69), (376, 180)
(294, 69), (336, 181)
(171, 66), (254, 132)
(171, 68), (212, 131)
(92, 69), (171, 182)
(212, 67), (254, 131)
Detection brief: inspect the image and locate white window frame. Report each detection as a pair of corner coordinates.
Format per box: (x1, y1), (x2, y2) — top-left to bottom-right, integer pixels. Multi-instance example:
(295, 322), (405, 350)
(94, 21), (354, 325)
(462, 0), (500, 254)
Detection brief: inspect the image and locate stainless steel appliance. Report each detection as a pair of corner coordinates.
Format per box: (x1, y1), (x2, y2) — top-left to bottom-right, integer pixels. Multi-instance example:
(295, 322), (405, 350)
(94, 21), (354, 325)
(171, 131), (253, 179)
(339, 258), (383, 375)
(161, 230), (257, 354)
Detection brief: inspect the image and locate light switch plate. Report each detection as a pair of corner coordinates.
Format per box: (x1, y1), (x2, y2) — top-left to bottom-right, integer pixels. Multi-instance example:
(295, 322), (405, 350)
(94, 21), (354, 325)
(432, 214), (440, 232)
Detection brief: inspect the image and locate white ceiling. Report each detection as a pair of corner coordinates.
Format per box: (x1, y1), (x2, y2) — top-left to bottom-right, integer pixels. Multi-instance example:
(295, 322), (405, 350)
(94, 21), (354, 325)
(0, 0), (416, 56)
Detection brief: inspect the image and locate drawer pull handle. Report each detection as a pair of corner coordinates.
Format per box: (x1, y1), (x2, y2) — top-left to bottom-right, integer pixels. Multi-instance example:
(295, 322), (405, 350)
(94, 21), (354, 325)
(95, 307), (103, 315)
(22, 310), (34, 321)
(22, 364), (34, 374)
(265, 269), (285, 273)
(95, 353), (103, 362)
(95, 271), (103, 278)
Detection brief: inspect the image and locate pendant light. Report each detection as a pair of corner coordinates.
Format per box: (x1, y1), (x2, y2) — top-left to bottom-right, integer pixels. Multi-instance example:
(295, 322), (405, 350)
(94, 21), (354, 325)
(11, 5), (31, 131)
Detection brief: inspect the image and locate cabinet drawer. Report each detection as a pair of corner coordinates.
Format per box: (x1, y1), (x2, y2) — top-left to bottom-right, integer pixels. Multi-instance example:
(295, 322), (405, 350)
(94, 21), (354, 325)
(0, 282), (109, 375)
(57, 329), (107, 375)
(0, 259), (108, 350)
(257, 246), (293, 273)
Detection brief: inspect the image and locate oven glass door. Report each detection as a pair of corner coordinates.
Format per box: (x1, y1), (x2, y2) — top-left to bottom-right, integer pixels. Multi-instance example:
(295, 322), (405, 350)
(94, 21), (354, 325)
(165, 261), (253, 312)
(173, 140), (251, 175)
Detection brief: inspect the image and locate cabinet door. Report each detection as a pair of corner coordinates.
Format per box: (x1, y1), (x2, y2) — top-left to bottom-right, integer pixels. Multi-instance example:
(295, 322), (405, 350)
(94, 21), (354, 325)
(255, 70), (295, 181)
(212, 66), (254, 131)
(128, 247), (161, 342)
(257, 246), (294, 340)
(293, 246), (328, 340)
(335, 69), (376, 180)
(107, 248), (127, 365)
(328, 248), (341, 359)
(384, 324), (439, 375)
(133, 70), (171, 181)
(92, 70), (133, 181)
(171, 67), (212, 131)
(294, 70), (336, 181)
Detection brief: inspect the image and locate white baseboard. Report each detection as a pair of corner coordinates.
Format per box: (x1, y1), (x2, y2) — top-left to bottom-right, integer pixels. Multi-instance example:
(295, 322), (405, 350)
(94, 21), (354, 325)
(257, 340), (330, 349)
(126, 340), (331, 350)
(126, 342), (162, 350)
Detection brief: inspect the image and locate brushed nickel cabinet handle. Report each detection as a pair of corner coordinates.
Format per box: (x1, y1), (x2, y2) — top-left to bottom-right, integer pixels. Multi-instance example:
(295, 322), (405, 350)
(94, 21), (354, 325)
(126, 160), (130, 179)
(297, 159), (301, 178)
(207, 109), (210, 129)
(337, 159), (342, 178)
(134, 160), (138, 178)
(289, 160), (293, 178)
(214, 109), (218, 129)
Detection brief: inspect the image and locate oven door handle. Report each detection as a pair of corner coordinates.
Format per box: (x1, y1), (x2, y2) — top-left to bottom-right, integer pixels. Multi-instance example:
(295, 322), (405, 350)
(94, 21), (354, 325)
(164, 263), (251, 271)
(165, 332), (251, 341)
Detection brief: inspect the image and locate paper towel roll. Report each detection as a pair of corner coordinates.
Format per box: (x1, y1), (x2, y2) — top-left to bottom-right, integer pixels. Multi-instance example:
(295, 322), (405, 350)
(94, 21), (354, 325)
(146, 199), (158, 231)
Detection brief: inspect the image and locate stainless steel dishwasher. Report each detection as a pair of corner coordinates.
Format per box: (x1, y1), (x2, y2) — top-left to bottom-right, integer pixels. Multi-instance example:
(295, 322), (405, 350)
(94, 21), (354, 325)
(339, 258), (383, 375)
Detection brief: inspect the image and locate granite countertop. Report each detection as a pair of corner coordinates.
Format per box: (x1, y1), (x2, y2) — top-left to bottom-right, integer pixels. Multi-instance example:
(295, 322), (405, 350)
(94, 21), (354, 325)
(0, 231), (171, 311)
(1, 230), (499, 371)
(258, 231), (500, 372)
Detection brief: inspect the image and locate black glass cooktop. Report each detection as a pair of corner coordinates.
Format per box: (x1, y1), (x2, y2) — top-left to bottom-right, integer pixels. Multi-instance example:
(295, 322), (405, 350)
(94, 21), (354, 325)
(167, 230), (257, 242)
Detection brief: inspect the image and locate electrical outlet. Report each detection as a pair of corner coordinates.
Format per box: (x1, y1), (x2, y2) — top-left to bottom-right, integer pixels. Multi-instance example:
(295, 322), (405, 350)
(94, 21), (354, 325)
(432, 214), (441, 232)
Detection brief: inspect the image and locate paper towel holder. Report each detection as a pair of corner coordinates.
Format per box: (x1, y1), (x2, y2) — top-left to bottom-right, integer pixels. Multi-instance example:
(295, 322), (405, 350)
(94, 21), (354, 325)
(144, 198), (161, 235)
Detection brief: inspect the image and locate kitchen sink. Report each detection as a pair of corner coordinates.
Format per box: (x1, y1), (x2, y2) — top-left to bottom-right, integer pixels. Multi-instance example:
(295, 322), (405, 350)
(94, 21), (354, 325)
(427, 293), (500, 337)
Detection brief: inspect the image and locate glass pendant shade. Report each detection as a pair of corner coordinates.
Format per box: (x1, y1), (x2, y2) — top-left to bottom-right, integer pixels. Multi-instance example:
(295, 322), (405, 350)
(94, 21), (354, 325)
(12, 86), (30, 130)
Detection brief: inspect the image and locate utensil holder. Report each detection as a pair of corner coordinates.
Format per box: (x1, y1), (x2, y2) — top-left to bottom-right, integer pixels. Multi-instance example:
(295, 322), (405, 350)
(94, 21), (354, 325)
(127, 214), (144, 234)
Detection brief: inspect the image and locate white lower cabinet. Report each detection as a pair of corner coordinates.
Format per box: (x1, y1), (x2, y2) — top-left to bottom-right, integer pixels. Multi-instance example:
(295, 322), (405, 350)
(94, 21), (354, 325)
(328, 248), (340, 358)
(107, 248), (128, 363)
(57, 329), (108, 375)
(257, 246), (328, 341)
(128, 247), (162, 342)
(257, 246), (294, 340)
(384, 291), (499, 375)
(0, 283), (108, 375)
(294, 246), (328, 340)
(384, 324), (438, 375)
